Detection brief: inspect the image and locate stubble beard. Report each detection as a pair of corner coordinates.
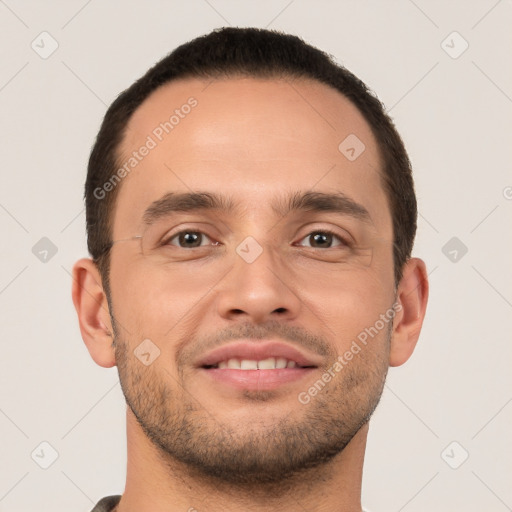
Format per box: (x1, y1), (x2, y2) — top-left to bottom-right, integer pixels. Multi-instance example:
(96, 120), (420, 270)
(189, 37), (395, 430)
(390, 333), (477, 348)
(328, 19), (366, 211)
(113, 320), (391, 490)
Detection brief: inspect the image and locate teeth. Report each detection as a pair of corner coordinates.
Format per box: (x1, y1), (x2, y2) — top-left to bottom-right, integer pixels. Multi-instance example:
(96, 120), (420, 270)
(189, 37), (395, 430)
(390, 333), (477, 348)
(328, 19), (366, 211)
(213, 357), (301, 370)
(276, 357), (288, 369)
(227, 358), (241, 369)
(258, 357), (276, 369)
(240, 359), (258, 370)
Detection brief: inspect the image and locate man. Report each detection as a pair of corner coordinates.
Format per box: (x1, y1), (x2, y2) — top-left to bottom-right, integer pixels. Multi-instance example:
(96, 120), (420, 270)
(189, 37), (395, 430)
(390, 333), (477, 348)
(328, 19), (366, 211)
(72, 27), (428, 512)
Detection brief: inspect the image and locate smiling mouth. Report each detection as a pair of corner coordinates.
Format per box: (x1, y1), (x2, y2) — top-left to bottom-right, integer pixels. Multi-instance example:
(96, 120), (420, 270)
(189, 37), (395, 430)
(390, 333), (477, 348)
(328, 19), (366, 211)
(203, 357), (316, 370)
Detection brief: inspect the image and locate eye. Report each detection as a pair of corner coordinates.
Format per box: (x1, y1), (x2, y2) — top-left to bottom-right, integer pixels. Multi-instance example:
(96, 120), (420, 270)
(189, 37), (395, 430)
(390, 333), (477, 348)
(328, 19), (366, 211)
(165, 230), (219, 249)
(161, 228), (350, 250)
(296, 230), (350, 249)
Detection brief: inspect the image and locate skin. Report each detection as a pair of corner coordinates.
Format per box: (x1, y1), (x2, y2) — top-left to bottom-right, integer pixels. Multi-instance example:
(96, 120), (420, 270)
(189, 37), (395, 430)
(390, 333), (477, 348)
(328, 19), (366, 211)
(72, 76), (428, 512)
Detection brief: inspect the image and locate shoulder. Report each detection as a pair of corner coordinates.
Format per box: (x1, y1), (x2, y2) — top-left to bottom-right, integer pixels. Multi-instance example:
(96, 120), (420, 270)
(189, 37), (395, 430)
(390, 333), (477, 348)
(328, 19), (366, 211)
(90, 495), (122, 512)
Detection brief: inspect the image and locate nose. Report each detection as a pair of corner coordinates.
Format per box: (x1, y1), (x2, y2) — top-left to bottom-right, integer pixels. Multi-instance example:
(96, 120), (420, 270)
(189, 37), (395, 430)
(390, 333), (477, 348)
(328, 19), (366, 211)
(215, 241), (302, 324)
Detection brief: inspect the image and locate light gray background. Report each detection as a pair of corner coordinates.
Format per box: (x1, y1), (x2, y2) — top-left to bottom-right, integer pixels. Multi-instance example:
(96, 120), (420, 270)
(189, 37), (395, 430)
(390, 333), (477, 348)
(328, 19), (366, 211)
(1, 1), (511, 511)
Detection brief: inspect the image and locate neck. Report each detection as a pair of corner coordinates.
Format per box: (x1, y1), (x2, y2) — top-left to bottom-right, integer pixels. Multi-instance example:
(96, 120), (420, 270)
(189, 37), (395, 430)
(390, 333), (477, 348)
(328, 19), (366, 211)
(116, 409), (368, 512)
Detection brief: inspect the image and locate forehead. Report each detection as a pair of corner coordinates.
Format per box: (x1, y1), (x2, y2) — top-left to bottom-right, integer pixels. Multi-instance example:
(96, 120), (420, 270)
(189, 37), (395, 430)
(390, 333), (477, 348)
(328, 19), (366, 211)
(113, 76), (390, 239)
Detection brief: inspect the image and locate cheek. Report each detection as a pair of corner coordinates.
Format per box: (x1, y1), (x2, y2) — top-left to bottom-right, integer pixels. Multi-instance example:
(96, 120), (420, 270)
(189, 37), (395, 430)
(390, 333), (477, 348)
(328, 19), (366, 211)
(111, 260), (222, 339)
(110, 242), (394, 347)
(298, 264), (394, 351)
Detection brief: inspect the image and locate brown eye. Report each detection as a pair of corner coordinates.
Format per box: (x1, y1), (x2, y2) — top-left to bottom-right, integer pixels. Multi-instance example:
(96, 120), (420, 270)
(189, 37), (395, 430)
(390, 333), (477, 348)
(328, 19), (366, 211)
(298, 230), (349, 249)
(166, 231), (218, 248)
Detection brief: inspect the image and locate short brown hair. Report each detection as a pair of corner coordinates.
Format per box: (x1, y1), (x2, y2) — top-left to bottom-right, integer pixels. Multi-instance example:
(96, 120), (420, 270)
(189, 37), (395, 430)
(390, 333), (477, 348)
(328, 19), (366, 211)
(85, 27), (417, 298)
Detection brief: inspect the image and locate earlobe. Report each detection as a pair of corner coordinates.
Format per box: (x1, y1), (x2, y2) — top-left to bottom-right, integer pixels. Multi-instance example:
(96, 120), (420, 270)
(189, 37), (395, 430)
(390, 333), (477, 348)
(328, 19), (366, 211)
(71, 258), (116, 368)
(389, 257), (429, 367)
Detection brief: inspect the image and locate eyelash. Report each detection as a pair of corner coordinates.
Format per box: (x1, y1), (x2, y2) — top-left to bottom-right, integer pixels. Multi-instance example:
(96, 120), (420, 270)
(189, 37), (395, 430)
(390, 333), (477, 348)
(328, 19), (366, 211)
(162, 228), (352, 249)
(298, 229), (352, 248)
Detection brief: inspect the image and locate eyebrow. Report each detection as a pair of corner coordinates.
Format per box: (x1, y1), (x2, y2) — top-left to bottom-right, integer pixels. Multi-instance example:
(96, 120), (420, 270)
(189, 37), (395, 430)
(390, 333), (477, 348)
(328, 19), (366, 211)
(142, 190), (373, 226)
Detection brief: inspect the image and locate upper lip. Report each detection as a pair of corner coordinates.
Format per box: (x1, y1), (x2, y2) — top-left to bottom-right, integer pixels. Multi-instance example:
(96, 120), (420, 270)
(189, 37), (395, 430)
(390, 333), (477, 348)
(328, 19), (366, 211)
(196, 340), (323, 368)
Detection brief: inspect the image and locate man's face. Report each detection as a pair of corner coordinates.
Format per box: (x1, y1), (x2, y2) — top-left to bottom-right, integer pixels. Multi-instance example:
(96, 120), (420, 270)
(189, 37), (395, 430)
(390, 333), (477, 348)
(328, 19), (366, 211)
(108, 76), (396, 484)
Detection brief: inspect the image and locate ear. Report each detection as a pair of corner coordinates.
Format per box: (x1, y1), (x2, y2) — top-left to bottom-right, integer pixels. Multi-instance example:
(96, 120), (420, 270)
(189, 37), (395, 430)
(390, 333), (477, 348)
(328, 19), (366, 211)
(71, 258), (116, 368)
(389, 257), (429, 367)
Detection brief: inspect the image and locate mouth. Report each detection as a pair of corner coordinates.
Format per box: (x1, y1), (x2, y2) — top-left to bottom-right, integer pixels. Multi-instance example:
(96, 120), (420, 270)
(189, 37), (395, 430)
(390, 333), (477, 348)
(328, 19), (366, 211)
(203, 356), (314, 370)
(197, 340), (321, 391)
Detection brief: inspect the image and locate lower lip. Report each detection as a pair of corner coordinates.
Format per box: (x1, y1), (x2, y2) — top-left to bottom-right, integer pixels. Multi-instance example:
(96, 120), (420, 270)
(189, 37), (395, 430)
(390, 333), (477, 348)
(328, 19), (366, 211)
(199, 367), (316, 391)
